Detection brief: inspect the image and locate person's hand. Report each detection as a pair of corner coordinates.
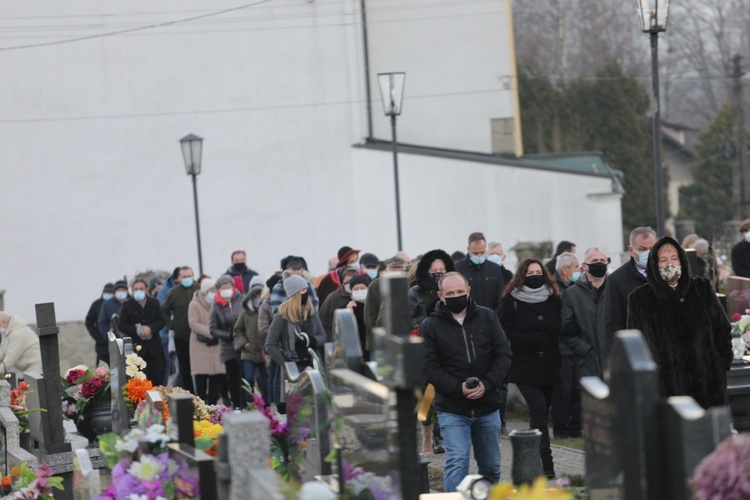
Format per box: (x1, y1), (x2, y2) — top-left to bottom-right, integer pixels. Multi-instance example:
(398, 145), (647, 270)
(141, 326), (152, 339)
(243, 342), (250, 350)
(462, 381), (485, 399)
(346, 301), (356, 309)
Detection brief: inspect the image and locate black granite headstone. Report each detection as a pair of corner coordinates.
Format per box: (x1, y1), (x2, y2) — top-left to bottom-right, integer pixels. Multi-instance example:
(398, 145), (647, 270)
(168, 393), (195, 448)
(108, 332), (133, 435)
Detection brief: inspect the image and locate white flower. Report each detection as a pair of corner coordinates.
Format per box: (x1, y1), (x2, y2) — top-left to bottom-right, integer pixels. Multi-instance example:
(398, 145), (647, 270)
(128, 495), (148, 500)
(128, 454), (166, 481)
(144, 425), (170, 447)
(125, 365), (138, 378)
(125, 353), (139, 366)
(739, 315), (750, 334)
(115, 437), (139, 454)
(136, 345), (142, 352)
(134, 371), (147, 380)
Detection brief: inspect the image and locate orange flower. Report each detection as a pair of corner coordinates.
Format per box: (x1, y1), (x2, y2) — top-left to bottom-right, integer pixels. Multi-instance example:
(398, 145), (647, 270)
(124, 378), (153, 404)
(1, 475), (11, 487)
(18, 381), (29, 391)
(163, 405), (169, 422)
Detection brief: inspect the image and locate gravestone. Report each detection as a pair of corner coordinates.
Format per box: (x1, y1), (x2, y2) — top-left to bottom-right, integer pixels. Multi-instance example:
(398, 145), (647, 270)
(107, 332), (133, 434)
(222, 411), (283, 500)
(168, 393), (195, 447)
(581, 330), (731, 499)
(72, 448), (101, 499)
(0, 380), (36, 471)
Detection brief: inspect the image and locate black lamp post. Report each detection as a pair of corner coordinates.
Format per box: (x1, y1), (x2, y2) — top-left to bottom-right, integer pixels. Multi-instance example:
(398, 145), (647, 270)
(180, 133), (204, 275)
(377, 72), (406, 251)
(636, 0), (671, 237)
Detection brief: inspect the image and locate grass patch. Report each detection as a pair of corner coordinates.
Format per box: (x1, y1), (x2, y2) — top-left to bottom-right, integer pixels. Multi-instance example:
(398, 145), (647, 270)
(551, 436), (585, 451)
(428, 466), (444, 492)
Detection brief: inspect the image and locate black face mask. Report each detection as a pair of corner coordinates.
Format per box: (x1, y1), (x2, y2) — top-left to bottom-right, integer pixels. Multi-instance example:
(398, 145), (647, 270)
(524, 275), (545, 289)
(444, 294), (468, 314)
(587, 262), (608, 278)
(233, 263), (247, 272)
(301, 293), (309, 305)
(429, 272), (444, 284)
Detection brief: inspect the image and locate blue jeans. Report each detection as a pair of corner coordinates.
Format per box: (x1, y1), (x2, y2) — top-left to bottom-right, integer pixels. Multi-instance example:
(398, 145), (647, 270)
(437, 410), (502, 492)
(243, 360), (269, 405)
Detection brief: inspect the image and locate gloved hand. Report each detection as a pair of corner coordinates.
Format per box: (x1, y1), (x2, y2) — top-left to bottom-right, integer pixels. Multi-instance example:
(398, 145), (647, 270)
(308, 335), (317, 349)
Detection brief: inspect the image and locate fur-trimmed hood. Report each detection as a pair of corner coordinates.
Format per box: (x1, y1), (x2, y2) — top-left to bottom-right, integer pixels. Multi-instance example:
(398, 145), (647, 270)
(645, 236), (692, 299)
(415, 249), (456, 291)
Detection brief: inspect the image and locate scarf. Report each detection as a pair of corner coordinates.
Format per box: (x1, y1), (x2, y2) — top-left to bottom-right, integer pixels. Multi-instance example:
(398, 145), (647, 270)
(511, 285), (553, 304)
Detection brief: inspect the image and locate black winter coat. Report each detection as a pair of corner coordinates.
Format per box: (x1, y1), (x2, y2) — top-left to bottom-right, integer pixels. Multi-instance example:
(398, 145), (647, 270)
(627, 236), (732, 409)
(85, 297), (107, 357)
(409, 249), (456, 327)
(455, 257), (505, 313)
(560, 276), (605, 378)
(421, 299), (512, 418)
(118, 298), (166, 384)
(731, 240), (750, 278)
(600, 258), (647, 365)
(499, 294), (561, 386)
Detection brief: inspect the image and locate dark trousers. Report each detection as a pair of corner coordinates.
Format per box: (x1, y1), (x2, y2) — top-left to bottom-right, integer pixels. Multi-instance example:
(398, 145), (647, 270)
(224, 358), (243, 409)
(144, 350), (167, 388)
(499, 382), (508, 427)
(174, 339), (194, 394)
(194, 374), (223, 405)
(517, 383), (555, 473)
(551, 354), (582, 438)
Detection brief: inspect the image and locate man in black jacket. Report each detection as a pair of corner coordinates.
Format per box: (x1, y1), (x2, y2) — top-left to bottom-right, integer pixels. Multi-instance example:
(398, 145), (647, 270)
(731, 219), (750, 278)
(421, 272), (512, 492)
(455, 232), (505, 313)
(85, 283), (114, 365)
(599, 226), (656, 367)
(118, 279), (167, 384)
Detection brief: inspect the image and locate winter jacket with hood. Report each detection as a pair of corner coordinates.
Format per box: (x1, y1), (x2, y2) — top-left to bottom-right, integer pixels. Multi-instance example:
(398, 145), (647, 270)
(209, 275), (246, 364)
(420, 298), (512, 418)
(188, 290), (225, 376)
(233, 283), (266, 363)
(731, 239), (750, 278)
(408, 249), (456, 327)
(560, 273), (606, 378)
(455, 255), (506, 313)
(626, 236), (732, 409)
(0, 315), (42, 376)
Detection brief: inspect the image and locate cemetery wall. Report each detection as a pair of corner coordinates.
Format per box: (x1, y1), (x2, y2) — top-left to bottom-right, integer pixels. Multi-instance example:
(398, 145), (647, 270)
(26, 322), (96, 376)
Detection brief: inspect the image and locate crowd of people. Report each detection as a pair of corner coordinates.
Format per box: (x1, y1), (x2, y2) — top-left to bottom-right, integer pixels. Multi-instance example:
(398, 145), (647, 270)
(0, 225), (725, 493)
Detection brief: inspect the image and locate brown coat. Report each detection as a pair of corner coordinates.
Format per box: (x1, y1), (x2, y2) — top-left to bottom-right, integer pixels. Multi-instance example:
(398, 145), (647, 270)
(188, 291), (225, 376)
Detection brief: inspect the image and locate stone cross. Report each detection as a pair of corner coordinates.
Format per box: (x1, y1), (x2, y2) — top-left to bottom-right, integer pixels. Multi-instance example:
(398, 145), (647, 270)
(107, 332), (133, 435)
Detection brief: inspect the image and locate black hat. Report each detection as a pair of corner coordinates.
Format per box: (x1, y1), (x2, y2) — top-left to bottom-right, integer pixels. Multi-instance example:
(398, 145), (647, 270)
(280, 255), (308, 271)
(349, 274), (371, 288)
(266, 274), (282, 291)
(102, 283), (115, 293)
(359, 253), (379, 268)
(114, 280), (128, 291)
(171, 267), (181, 280)
(148, 278), (163, 294)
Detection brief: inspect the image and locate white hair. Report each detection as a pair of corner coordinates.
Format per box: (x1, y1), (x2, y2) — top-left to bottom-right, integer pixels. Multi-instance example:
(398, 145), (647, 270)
(629, 226), (656, 247)
(583, 247), (609, 262)
(555, 253), (578, 273)
(0, 312), (9, 325)
(694, 239), (709, 252)
(488, 241), (502, 250)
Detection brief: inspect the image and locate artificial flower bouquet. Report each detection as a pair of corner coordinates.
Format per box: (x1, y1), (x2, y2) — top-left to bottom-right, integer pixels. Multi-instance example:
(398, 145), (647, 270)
(731, 310), (750, 349)
(691, 434), (750, 499)
(0, 462), (64, 499)
(10, 381), (45, 433)
(60, 364), (111, 435)
(98, 401), (201, 500)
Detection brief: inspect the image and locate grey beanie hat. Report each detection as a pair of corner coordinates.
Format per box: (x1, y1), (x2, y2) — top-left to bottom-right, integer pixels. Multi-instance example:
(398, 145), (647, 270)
(249, 275), (265, 289)
(283, 275), (308, 298)
(215, 274), (234, 289)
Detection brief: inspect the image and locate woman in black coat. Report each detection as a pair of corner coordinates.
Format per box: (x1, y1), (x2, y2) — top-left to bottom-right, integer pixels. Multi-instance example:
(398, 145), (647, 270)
(627, 236), (732, 409)
(499, 258), (561, 479)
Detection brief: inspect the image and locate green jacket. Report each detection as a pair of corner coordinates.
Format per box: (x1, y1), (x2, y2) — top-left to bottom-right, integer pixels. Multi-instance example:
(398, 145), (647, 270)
(233, 293), (264, 363)
(162, 283), (200, 341)
(319, 288), (351, 342)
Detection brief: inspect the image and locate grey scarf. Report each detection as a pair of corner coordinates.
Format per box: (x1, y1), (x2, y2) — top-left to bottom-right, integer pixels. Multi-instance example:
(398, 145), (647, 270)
(511, 285), (552, 304)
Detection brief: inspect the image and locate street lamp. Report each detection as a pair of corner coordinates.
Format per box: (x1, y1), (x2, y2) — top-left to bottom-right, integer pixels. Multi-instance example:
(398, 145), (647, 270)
(636, 0), (671, 237)
(377, 72), (406, 251)
(180, 133), (204, 275)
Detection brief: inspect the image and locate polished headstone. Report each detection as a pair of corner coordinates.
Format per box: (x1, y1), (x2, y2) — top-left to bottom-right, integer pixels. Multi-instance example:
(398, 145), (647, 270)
(108, 332), (133, 435)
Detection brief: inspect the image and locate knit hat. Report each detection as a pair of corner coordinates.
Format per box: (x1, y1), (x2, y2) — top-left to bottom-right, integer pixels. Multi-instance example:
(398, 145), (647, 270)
(200, 279), (216, 295)
(114, 280), (128, 291)
(280, 255), (308, 271)
(335, 246), (361, 268)
(102, 283), (115, 293)
(283, 275), (308, 298)
(215, 274), (234, 289)
(148, 278), (162, 295)
(349, 274), (371, 288)
(359, 253), (379, 268)
(249, 276), (265, 289)
(266, 274), (282, 291)
(741, 219), (750, 233)
(383, 255), (406, 268)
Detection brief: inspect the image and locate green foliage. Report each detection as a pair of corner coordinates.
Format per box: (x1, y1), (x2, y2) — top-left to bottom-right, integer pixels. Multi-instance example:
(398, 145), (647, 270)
(679, 103), (735, 236)
(98, 433), (123, 469)
(519, 62), (665, 232)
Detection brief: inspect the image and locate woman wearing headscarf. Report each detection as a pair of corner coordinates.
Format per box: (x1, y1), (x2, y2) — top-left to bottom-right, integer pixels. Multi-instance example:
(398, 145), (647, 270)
(233, 276), (268, 404)
(499, 258), (562, 479)
(209, 275), (245, 409)
(627, 236), (732, 409)
(188, 279), (225, 405)
(319, 272), (371, 358)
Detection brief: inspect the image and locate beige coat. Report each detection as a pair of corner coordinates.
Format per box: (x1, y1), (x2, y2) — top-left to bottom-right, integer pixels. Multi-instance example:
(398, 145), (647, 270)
(188, 292), (225, 376)
(0, 316), (42, 376)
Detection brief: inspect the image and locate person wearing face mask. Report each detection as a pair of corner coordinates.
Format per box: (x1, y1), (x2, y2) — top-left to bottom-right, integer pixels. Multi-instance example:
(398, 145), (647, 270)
(553, 253), (580, 292)
(225, 250), (258, 294)
(408, 250), (456, 327)
(97, 280), (130, 341)
(627, 236), (732, 409)
(364, 255), (408, 355)
(0, 312), (42, 378)
(359, 253), (380, 281)
(161, 266), (200, 393)
(731, 219), (750, 278)
(599, 226), (657, 367)
(421, 272), (512, 492)
(499, 259), (562, 479)
(85, 282), (115, 365)
(188, 279), (225, 405)
(233, 276), (269, 404)
(270, 256), (319, 315)
(118, 279), (167, 385)
(455, 232), (506, 314)
(265, 275), (326, 412)
(316, 246), (362, 304)
(487, 241), (514, 285)
(335, 274), (371, 360)
(209, 274), (246, 409)
(319, 268), (361, 340)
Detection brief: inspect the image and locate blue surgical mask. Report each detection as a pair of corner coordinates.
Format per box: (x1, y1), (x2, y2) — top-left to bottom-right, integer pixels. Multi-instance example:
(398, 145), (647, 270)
(102, 293), (113, 301)
(487, 254), (504, 266)
(133, 290), (146, 302)
(115, 291), (128, 301)
(570, 271), (581, 282)
(206, 293), (215, 304)
(470, 255), (486, 265)
(365, 269), (378, 280)
(348, 263), (361, 271)
(636, 250), (649, 269)
(181, 278), (194, 288)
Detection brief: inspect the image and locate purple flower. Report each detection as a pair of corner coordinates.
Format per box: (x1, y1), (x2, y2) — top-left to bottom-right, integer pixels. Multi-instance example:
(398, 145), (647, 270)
(692, 435), (750, 499)
(341, 460), (363, 482)
(291, 426), (310, 445)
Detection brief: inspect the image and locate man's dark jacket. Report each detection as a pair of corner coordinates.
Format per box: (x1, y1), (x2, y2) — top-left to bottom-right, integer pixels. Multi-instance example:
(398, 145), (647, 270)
(97, 296), (128, 339)
(225, 265), (259, 293)
(599, 258), (647, 366)
(560, 275), (606, 378)
(732, 240), (750, 278)
(85, 297), (107, 358)
(118, 297), (166, 359)
(455, 258), (505, 313)
(161, 283), (200, 342)
(421, 298), (512, 418)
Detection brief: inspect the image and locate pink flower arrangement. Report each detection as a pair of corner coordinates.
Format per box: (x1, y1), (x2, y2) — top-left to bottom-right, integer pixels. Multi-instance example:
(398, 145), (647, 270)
(692, 434), (750, 499)
(61, 364), (111, 437)
(81, 377), (103, 398)
(65, 368), (86, 385)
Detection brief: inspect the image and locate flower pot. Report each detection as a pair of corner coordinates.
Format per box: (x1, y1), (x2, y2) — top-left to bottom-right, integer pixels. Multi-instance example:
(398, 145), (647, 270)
(89, 405), (113, 435)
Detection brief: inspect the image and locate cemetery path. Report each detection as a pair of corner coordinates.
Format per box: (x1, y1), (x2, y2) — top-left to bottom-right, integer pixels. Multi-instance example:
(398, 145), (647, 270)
(425, 420), (585, 481)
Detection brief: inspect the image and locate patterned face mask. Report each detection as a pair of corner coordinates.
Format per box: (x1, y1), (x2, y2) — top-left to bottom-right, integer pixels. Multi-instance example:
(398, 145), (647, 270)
(659, 264), (681, 283)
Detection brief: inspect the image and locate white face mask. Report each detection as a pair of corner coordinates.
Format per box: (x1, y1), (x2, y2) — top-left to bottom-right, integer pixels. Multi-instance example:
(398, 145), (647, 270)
(487, 254), (504, 266)
(351, 289), (368, 303)
(220, 289), (233, 299)
(745, 232), (750, 243)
